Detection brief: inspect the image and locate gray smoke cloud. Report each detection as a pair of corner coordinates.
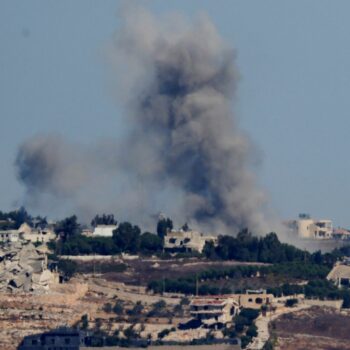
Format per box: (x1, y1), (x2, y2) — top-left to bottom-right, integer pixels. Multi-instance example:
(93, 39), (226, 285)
(15, 7), (276, 235)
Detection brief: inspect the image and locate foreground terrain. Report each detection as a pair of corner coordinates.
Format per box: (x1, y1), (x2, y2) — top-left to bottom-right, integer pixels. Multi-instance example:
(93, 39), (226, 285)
(271, 306), (350, 350)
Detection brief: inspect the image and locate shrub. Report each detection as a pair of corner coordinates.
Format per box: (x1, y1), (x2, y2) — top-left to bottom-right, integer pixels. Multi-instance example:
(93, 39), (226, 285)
(246, 324), (258, 338)
(285, 298), (298, 307)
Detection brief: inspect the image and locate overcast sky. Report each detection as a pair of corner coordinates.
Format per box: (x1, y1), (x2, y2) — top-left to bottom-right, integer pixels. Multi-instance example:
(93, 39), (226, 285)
(1, 1), (350, 227)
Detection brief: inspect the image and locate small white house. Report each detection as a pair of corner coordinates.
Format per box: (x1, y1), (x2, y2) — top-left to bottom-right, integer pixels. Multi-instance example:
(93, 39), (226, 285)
(92, 225), (118, 237)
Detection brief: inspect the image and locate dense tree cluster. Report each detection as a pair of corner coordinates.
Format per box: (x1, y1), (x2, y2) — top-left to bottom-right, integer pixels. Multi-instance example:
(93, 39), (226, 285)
(204, 230), (315, 264)
(0, 207), (33, 229)
(55, 215), (81, 242)
(91, 214), (117, 227)
(156, 217), (173, 240)
(50, 221), (163, 256)
(147, 262), (331, 296)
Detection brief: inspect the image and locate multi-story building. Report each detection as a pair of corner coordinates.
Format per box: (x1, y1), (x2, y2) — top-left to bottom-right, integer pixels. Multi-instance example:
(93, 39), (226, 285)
(286, 214), (333, 240)
(190, 296), (239, 325)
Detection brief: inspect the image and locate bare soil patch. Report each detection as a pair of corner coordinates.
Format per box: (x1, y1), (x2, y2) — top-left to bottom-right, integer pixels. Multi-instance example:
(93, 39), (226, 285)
(271, 306), (350, 350)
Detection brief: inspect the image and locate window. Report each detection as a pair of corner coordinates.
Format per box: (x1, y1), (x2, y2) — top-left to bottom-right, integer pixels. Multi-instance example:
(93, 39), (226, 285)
(65, 338), (71, 344)
(32, 339), (38, 345)
(169, 238), (176, 244)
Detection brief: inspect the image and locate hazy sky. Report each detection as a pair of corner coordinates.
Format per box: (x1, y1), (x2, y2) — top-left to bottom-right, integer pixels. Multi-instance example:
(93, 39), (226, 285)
(1, 1), (350, 227)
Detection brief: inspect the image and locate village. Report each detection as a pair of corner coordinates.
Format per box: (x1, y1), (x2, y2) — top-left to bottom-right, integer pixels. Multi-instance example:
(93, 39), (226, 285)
(0, 210), (348, 350)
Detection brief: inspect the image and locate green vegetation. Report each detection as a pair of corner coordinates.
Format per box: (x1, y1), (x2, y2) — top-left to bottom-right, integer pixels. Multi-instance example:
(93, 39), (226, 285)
(57, 259), (77, 280)
(91, 214), (117, 227)
(55, 215), (81, 242)
(204, 230), (337, 266)
(113, 300), (124, 315)
(0, 207), (38, 229)
(234, 308), (260, 348)
(157, 217), (173, 240)
(51, 235), (120, 255)
(285, 298), (298, 307)
(147, 262), (331, 295)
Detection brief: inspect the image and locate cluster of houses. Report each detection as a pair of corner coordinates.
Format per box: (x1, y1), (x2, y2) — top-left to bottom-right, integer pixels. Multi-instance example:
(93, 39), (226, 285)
(0, 222), (57, 244)
(82, 223), (217, 254)
(0, 217), (218, 256)
(189, 289), (272, 327)
(285, 214), (350, 240)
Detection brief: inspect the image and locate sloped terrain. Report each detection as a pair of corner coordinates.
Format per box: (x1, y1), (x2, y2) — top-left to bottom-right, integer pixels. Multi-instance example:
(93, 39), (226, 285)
(271, 306), (350, 350)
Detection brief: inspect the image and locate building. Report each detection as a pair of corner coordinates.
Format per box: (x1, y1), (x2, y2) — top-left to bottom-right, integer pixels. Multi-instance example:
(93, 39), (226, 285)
(327, 261), (350, 287)
(18, 327), (87, 350)
(0, 230), (19, 242)
(332, 228), (350, 240)
(232, 289), (273, 309)
(164, 230), (217, 253)
(190, 296), (239, 326)
(81, 228), (94, 237)
(18, 223), (57, 243)
(286, 214), (333, 240)
(92, 224), (118, 237)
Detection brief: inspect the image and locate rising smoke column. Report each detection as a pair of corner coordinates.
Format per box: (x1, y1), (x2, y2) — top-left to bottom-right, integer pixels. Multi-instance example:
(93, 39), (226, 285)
(15, 7), (271, 234)
(111, 7), (268, 233)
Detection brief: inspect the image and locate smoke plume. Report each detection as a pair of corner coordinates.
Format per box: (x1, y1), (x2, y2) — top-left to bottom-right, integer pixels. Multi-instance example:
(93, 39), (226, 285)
(15, 7), (274, 234)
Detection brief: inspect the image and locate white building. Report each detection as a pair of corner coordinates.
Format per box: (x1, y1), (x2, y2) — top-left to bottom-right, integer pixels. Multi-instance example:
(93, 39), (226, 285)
(92, 225), (118, 238)
(286, 214), (333, 240)
(164, 230), (217, 253)
(190, 296), (238, 325)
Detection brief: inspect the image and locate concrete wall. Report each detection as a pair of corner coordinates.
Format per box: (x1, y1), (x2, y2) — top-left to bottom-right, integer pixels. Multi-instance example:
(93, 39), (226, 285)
(304, 299), (343, 309)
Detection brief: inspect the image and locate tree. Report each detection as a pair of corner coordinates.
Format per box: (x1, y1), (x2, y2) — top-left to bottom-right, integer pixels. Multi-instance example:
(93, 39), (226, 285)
(158, 328), (171, 339)
(157, 217), (173, 239)
(81, 314), (89, 330)
(113, 300), (124, 315)
(246, 324), (258, 338)
(113, 222), (141, 254)
(182, 223), (190, 231)
(342, 292), (350, 308)
(55, 215), (81, 242)
(58, 259), (77, 280)
(103, 303), (113, 313)
(91, 214), (117, 227)
(124, 325), (138, 340)
(203, 240), (217, 259)
(127, 301), (144, 316)
(140, 232), (162, 254)
(0, 207), (32, 229)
